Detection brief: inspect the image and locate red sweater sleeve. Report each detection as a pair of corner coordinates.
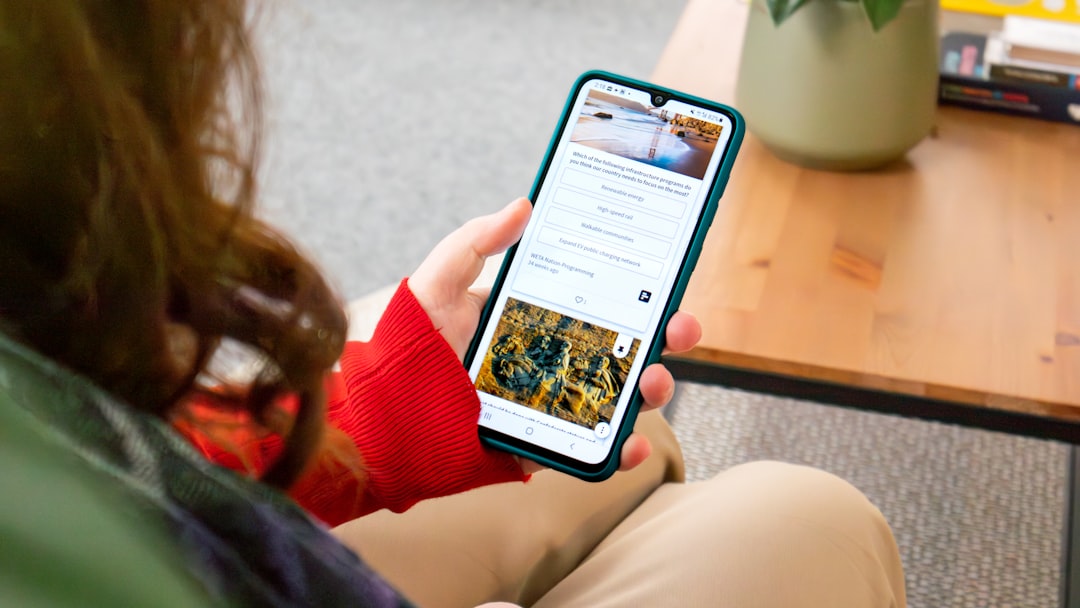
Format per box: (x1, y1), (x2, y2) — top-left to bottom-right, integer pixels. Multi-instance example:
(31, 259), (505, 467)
(181, 280), (527, 526)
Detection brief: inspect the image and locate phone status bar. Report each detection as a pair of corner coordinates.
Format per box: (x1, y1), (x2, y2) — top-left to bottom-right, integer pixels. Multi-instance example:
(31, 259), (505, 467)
(590, 80), (723, 125)
(685, 107), (724, 125)
(593, 81), (626, 94)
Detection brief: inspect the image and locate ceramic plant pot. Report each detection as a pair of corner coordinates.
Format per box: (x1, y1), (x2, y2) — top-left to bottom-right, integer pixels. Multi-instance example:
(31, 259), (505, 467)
(735, 0), (939, 171)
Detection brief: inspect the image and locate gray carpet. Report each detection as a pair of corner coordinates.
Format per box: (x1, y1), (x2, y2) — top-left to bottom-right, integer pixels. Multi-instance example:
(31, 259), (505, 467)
(670, 383), (1066, 608)
(255, 2), (1068, 606)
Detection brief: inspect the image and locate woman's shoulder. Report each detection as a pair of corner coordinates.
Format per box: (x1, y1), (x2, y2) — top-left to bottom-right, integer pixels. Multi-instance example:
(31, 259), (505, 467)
(0, 332), (413, 607)
(0, 334), (220, 606)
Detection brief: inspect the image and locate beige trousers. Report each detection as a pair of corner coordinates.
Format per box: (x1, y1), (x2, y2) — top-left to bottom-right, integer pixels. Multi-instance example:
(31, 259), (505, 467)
(332, 411), (907, 608)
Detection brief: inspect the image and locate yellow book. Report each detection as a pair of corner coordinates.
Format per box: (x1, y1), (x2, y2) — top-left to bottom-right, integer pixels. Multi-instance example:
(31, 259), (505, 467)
(942, 0), (1080, 23)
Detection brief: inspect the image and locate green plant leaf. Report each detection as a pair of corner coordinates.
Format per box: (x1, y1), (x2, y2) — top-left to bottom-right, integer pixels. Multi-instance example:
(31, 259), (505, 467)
(765, 0), (814, 25)
(860, 0), (905, 31)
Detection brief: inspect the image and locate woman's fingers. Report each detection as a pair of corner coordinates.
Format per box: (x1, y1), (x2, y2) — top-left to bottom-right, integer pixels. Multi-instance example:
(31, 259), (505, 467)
(409, 198), (532, 358)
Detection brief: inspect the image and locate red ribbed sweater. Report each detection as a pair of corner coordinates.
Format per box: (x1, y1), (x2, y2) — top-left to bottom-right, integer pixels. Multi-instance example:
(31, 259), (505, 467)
(178, 280), (527, 526)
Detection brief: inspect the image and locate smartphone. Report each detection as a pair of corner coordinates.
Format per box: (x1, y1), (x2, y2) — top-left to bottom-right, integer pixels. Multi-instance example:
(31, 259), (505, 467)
(464, 71), (744, 480)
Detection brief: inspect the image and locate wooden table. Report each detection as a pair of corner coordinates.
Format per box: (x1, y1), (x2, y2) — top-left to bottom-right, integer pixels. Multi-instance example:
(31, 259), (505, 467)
(651, 1), (1080, 604)
(653, 0), (1080, 439)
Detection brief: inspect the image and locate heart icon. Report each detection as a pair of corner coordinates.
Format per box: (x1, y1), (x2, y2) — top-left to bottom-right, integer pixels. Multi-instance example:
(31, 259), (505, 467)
(574, 296), (585, 304)
(1069, 104), (1080, 122)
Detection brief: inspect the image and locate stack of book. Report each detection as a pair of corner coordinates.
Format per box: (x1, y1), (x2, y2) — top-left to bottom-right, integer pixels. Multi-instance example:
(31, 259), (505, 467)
(939, 16), (1080, 125)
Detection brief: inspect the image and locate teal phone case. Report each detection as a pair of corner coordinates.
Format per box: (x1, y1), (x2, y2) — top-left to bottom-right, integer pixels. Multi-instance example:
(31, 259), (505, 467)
(465, 70), (745, 481)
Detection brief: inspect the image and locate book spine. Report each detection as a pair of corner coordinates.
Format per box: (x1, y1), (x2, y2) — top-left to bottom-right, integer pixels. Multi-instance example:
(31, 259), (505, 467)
(988, 63), (1080, 89)
(1001, 15), (1080, 57)
(938, 73), (1080, 126)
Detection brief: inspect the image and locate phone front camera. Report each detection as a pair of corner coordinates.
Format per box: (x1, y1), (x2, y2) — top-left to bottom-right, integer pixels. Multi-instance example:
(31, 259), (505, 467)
(653, 94), (665, 105)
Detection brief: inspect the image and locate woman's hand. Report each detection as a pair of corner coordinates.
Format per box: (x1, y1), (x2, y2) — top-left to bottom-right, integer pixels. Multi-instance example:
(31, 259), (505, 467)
(609, 312), (700, 472)
(409, 197), (703, 475)
(409, 197), (532, 359)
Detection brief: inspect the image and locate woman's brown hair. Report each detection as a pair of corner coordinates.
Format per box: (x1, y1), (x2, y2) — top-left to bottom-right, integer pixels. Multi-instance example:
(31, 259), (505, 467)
(0, 0), (347, 487)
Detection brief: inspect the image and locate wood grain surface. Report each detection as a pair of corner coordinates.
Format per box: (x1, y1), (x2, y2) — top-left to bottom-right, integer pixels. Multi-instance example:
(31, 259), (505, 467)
(652, 0), (1080, 419)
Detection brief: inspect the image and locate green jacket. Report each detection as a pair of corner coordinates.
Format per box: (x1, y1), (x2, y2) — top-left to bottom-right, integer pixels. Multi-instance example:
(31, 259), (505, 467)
(0, 336), (215, 606)
(0, 333), (410, 607)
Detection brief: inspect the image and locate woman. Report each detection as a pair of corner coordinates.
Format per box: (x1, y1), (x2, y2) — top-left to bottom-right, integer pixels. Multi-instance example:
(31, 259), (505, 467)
(0, 1), (907, 606)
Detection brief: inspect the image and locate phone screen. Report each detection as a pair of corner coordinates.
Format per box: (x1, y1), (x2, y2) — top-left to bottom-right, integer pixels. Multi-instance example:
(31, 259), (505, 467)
(465, 73), (741, 477)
